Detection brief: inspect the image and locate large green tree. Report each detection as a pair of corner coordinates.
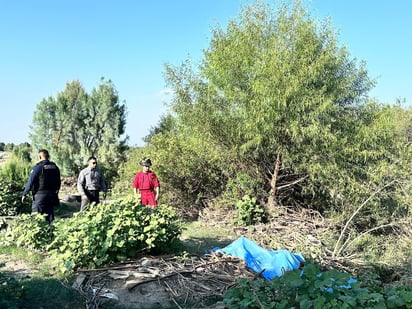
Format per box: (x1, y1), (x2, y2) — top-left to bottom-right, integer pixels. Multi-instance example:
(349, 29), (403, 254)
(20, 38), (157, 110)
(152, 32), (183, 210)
(162, 0), (411, 220)
(29, 78), (128, 179)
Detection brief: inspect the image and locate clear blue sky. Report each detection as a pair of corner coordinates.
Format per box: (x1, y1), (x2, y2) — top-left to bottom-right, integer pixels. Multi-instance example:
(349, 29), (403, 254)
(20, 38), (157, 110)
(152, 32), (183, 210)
(1, 0), (411, 146)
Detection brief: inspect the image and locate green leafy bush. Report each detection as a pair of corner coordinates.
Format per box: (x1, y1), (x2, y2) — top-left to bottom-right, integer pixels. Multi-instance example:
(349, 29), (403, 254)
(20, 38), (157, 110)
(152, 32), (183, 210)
(2, 214), (53, 250)
(382, 285), (412, 309)
(1, 197), (182, 272)
(48, 197), (182, 271)
(235, 195), (266, 226)
(223, 262), (412, 308)
(0, 178), (30, 216)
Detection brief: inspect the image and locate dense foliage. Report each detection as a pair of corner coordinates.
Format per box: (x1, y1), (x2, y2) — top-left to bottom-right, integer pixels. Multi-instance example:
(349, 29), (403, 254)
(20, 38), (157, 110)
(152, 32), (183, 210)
(0, 147), (33, 216)
(0, 144), (31, 184)
(2, 198), (182, 272)
(28, 78), (128, 181)
(161, 0), (377, 212)
(3, 213), (53, 249)
(49, 199), (182, 271)
(0, 178), (30, 216)
(118, 1), (412, 248)
(223, 262), (412, 309)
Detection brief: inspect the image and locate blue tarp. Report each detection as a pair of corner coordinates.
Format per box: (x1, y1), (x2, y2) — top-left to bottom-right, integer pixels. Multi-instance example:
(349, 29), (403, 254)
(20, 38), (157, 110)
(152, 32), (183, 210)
(213, 237), (356, 290)
(217, 236), (305, 280)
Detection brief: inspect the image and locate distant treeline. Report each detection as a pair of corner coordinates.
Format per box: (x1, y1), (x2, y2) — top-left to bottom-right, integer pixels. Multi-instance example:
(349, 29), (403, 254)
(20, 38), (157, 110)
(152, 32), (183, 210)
(0, 142), (30, 152)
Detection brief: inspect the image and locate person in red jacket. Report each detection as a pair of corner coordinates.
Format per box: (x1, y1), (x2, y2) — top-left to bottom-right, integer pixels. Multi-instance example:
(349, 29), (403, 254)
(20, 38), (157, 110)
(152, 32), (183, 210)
(132, 157), (160, 207)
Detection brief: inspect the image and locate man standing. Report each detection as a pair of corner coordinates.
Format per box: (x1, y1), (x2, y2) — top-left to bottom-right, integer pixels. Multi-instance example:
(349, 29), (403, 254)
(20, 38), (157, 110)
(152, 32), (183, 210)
(77, 156), (107, 211)
(133, 157), (160, 207)
(21, 149), (61, 223)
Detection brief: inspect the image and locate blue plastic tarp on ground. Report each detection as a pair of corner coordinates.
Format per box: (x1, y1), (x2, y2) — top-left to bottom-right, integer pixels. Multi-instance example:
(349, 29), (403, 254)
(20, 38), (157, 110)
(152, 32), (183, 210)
(219, 236), (305, 280)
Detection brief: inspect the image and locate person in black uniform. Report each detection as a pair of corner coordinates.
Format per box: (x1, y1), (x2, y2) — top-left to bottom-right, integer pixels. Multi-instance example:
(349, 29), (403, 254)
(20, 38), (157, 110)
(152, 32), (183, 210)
(77, 156), (107, 211)
(21, 149), (61, 223)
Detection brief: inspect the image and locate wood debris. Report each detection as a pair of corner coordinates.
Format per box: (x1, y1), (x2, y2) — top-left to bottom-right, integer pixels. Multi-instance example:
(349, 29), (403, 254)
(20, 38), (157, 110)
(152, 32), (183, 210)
(74, 254), (256, 308)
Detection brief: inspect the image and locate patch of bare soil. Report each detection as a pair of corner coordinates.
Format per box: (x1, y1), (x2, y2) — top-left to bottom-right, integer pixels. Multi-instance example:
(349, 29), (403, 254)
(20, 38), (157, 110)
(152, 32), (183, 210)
(0, 253), (34, 278)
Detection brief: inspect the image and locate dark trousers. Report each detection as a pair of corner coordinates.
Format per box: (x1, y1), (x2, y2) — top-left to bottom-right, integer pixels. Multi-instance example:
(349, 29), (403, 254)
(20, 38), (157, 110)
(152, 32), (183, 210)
(80, 190), (100, 211)
(32, 192), (59, 223)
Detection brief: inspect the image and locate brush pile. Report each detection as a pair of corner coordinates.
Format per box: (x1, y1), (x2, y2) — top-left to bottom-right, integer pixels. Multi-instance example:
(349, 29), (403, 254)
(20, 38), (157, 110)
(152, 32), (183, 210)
(74, 254), (256, 308)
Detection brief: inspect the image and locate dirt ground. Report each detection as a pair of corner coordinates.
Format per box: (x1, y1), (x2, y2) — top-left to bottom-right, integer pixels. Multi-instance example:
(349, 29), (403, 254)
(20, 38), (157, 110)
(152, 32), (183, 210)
(0, 253), (33, 278)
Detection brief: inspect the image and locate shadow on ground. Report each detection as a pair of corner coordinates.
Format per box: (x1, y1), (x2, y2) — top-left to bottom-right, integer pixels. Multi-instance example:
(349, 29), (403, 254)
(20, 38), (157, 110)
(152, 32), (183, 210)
(55, 201), (80, 218)
(180, 237), (234, 255)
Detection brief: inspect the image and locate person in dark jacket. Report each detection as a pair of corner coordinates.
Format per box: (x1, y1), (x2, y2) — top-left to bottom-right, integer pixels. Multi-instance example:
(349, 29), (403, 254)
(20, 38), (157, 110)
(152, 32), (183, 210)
(21, 149), (61, 223)
(77, 156), (107, 211)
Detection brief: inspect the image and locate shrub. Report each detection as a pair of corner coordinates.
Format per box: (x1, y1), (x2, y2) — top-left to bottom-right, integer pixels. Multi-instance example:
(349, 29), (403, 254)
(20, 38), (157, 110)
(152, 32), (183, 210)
(223, 261), (412, 309)
(48, 197), (182, 271)
(0, 178), (30, 216)
(2, 213), (53, 250)
(0, 154), (31, 184)
(235, 195), (266, 226)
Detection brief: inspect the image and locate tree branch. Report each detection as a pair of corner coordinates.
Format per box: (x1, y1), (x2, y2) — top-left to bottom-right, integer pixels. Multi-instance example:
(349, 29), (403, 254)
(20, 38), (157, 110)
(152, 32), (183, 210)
(333, 180), (397, 257)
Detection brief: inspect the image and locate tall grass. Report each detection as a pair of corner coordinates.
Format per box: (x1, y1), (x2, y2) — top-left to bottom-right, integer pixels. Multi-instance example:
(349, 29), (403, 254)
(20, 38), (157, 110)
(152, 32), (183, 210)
(0, 155), (31, 184)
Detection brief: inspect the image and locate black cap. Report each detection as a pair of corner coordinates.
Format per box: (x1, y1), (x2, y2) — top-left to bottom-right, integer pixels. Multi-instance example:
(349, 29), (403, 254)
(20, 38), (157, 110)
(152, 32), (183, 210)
(139, 157), (152, 166)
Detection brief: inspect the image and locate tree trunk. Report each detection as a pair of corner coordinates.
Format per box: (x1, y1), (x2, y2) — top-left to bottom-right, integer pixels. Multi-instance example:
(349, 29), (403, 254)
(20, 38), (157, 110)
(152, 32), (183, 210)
(267, 151), (282, 214)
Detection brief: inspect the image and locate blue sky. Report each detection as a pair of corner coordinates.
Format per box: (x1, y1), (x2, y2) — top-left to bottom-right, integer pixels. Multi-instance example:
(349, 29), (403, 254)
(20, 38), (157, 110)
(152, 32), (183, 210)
(1, 0), (411, 146)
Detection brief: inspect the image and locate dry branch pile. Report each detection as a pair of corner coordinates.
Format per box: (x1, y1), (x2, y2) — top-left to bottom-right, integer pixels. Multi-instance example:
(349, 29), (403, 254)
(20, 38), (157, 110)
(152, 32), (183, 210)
(73, 254), (256, 308)
(200, 205), (356, 273)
